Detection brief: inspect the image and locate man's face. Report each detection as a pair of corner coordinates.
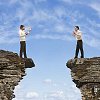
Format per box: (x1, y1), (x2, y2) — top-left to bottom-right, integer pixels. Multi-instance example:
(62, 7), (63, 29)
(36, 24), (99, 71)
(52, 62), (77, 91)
(74, 27), (78, 31)
(22, 26), (25, 30)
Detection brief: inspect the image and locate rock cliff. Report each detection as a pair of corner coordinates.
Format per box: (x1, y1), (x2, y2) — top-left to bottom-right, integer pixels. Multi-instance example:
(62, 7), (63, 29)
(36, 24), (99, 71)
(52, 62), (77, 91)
(0, 50), (35, 100)
(66, 58), (100, 100)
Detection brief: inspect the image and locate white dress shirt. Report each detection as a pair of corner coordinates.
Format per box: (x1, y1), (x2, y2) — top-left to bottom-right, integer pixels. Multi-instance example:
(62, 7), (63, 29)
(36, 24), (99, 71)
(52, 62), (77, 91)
(19, 29), (26, 41)
(74, 30), (82, 40)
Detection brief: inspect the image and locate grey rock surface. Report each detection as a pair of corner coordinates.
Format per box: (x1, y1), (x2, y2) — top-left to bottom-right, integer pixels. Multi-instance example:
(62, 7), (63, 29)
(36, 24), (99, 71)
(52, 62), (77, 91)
(66, 57), (100, 100)
(0, 50), (35, 100)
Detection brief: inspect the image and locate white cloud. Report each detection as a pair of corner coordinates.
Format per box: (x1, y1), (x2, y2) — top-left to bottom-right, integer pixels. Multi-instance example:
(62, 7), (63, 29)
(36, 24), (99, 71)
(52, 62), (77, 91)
(60, 0), (88, 5)
(9, 0), (19, 4)
(0, 0), (80, 44)
(44, 79), (52, 84)
(50, 91), (64, 98)
(45, 91), (65, 100)
(86, 18), (100, 28)
(32, 34), (73, 41)
(54, 24), (67, 33)
(44, 89), (81, 100)
(0, 35), (19, 44)
(71, 84), (80, 94)
(14, 85), (21, 91)
(60, 0), (73, 3)
(26, 91), (39, 99)
(0, 0), (100, 51)
(43, 79), (59, 88)
(34, 0), (47, 4)
(90, 3), (100, 15)
(13, 85), (39, 100)
(83, 34), (100, 48)
(13, 98), (24, 100)
(54, 6), (67, 18)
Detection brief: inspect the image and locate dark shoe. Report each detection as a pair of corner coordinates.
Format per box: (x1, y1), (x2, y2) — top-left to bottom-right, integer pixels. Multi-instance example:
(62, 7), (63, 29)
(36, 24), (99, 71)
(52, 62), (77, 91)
(81, 56), (84, 58)
(74, 57), (78, 59)
(24, 56), (27, 58)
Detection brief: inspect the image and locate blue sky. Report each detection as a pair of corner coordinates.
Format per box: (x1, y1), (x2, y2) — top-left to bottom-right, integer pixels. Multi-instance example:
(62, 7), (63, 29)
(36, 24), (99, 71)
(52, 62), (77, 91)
(0, 0), (100, 100)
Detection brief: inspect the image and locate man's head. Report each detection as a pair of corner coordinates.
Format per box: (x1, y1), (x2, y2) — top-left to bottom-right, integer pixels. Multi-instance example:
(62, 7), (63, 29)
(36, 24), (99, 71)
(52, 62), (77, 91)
(20, 25), (25, 30)
(75, 26), (79, 31)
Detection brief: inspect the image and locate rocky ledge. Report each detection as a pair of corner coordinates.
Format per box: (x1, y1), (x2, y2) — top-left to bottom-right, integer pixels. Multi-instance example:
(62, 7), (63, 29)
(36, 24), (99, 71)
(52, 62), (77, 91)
(0, 50), (35, 100)
(66, 57), (100, 100)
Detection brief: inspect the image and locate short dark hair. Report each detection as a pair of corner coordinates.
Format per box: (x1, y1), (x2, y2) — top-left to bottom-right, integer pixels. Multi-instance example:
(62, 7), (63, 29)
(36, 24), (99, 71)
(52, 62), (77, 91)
(20, 25), (25, 29)
(75, 26), (79, 30)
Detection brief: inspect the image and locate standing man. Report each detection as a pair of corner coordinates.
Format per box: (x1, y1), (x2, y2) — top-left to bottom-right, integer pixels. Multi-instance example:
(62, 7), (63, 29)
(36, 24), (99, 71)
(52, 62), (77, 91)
(19, 25), (31, 58)
(73, 26), (84, 58)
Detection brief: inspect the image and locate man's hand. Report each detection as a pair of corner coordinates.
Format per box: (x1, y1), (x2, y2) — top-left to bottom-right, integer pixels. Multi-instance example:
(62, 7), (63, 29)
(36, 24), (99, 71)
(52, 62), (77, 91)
(72, 31), (76, 37)
(25, 27), (32, 35)
(27, 27), (32, 31)
(26, 33), (28, 35)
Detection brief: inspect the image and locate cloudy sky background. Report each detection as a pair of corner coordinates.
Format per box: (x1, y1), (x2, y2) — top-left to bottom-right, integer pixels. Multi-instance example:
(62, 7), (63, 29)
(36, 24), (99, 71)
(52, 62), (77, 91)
(0, 0), (100, 100)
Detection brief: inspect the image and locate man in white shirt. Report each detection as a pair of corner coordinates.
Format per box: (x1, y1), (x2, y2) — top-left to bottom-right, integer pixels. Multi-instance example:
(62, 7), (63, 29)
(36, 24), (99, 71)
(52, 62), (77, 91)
(73, 26), (84, 58)
(19, 25), (31, 58)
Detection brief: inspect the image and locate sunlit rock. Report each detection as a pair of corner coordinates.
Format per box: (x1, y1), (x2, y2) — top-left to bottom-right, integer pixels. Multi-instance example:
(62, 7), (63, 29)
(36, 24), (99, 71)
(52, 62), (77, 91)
(66, 57), (100, 100)
(0, 50), (35, 100)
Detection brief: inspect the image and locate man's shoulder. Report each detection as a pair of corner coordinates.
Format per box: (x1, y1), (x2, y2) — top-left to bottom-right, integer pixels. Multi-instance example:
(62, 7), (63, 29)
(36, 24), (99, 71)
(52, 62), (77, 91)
(78, 30), (81, 32)
(19, 30), (25, 34)
(78, 30), (82, 34)
(19, 29), (22, 33)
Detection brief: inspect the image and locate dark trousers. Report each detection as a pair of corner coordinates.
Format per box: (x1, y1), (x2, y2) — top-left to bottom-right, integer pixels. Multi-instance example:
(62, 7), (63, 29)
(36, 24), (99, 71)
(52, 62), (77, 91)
(20, 41), (27, 58)
(75, 40), (84, 58)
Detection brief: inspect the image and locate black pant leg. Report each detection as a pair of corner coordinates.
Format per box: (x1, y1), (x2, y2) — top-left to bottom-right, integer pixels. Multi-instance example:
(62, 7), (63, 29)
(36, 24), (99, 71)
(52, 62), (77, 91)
(78, 40), (84, 58)
(20, 42), (23, 58)
(23, 41), (27, 58)
(20, 41), (27, 58)
(75, 41), (79, 58)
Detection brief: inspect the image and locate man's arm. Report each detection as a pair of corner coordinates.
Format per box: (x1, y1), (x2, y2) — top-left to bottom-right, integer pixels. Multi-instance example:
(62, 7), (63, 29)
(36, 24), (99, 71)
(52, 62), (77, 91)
(19, 30), (26, 37)
(76, 31), (82, 37)
(72, 31), (76, 37)
(25, 27), (32, 35)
